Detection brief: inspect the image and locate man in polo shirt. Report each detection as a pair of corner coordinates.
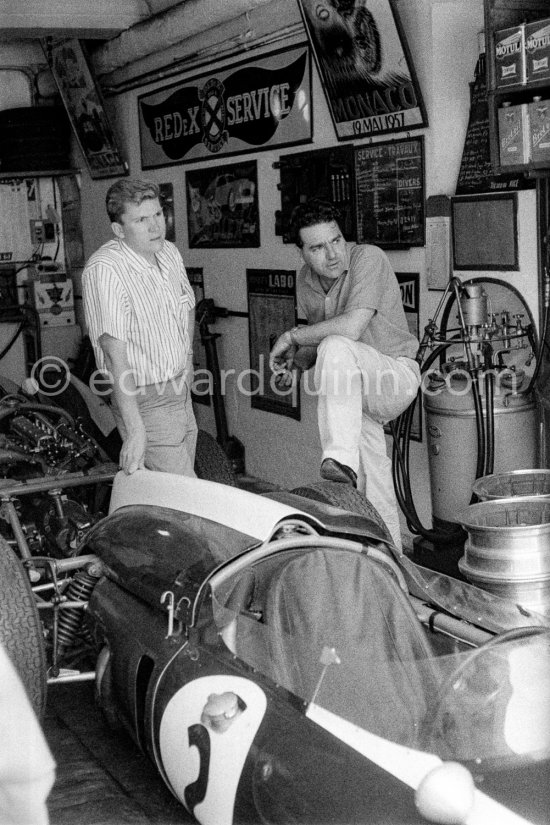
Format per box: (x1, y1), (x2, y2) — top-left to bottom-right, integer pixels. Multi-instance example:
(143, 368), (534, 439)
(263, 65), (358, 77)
(82, 178), (197, 476)
(269, 199), (420, 547)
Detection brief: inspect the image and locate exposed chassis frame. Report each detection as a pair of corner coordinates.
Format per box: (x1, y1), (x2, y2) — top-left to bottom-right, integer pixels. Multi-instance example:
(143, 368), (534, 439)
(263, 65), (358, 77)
(0, 465), (117, 684)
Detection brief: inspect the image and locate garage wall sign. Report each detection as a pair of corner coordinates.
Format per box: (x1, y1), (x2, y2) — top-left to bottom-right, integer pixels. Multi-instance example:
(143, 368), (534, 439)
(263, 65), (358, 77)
(296, 0), (427, 141)
(138, 46), (312, 168)
(43, 38), (129, 179)
(384, 272), (422, 442)
(247, 268), (300, 421)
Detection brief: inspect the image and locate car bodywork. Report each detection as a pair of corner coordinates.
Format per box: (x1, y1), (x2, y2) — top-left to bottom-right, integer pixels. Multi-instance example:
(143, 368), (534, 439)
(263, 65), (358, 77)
(204, 173), (255, 211)
(69, 469), (550, 825)
(0, 368), (547, 823)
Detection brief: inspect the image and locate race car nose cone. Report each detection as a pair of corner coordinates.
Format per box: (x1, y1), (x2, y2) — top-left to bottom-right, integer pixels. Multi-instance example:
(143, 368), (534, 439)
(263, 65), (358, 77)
(415, 762), (475, 824)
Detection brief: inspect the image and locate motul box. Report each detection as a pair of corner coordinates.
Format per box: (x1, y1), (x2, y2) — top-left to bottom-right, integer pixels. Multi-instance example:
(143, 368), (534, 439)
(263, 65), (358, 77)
(525, 18), (550, 83)
(498, 103), (530, 165)
(494, 24), (526, 87)
(528, 98), (550, 164)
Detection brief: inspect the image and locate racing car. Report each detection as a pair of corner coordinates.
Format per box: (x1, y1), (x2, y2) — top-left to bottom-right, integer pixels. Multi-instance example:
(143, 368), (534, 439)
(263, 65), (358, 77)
(2, 466), (547, 825)
(0, 370), (237, 718)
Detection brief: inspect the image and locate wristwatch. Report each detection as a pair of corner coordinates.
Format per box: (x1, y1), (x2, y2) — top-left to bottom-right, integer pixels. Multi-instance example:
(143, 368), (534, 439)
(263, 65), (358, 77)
(288, 326), (301, 345)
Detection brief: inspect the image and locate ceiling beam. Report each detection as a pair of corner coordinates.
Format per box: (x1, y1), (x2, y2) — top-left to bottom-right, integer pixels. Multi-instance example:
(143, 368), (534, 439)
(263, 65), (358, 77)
(0, 0), (151, 40)
(93, 0), (277, 74)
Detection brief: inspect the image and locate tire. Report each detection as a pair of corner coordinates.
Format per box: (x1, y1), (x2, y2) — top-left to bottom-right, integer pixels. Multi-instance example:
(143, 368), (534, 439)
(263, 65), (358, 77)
(290, 480), (393, 544)
(354, 8), (382, 74)
(0, 537), (47, 719)
(194, 429), (238, 486)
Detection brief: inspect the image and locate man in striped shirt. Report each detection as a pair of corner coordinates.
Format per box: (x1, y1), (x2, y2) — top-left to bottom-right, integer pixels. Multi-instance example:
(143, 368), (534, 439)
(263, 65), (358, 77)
(82, 178), (197, 476)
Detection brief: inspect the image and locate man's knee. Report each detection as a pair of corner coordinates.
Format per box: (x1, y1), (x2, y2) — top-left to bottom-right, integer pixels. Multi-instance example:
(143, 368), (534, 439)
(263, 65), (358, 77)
(316, 336), (365, 395)
(317, 335), (358, 365)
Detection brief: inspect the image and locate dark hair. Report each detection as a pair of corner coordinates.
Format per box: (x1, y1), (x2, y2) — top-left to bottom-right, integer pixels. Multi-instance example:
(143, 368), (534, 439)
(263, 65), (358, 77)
(289, 198), (342, 247)
(105, 178), (160, 223)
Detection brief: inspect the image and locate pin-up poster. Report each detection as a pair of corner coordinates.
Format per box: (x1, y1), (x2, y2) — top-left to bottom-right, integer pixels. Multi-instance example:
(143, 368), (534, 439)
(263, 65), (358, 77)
(297, 0), (427, 140)
(44, 39), (128, 179)
(138, 46), (312, 167)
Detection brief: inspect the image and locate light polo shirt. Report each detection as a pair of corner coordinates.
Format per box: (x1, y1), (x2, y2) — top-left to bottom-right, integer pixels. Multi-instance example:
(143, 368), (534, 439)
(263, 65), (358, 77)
(82, 238), (195, 386)
(297, 242), (418, 361)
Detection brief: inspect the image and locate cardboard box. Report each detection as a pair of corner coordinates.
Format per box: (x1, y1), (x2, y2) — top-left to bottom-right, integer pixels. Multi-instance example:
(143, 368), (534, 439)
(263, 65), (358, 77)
(494, 24), (526, 87)
(498, 103), (530, 165)
(529, 97), (550, 164)
(525, 18), (550, 83)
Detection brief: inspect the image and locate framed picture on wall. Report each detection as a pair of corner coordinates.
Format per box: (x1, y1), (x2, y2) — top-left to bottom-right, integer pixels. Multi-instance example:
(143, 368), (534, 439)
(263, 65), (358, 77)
(297, 0), (427, 141)
(451, 193), (519, 271)
(42, 38), (128, 179)
(186, 160), (259, 248)
(247, 268), (300, 420)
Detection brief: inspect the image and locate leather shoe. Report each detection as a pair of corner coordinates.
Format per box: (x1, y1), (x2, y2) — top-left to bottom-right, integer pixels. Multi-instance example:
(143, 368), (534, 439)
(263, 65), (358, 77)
(320, 458), (357, 487)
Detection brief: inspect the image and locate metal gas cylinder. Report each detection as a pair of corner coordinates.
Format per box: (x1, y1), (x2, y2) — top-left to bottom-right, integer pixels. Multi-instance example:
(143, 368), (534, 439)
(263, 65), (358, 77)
(424, 372), (537, 524)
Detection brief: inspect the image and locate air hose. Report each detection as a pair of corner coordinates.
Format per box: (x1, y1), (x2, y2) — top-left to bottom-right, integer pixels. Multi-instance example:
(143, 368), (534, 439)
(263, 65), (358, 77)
(391, 341), (466, 545)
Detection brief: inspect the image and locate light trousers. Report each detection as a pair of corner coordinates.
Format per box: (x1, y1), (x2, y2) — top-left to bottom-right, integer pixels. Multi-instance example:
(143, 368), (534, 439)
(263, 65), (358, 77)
(113, 374), (198, 476)
(314, 335), (420, 548)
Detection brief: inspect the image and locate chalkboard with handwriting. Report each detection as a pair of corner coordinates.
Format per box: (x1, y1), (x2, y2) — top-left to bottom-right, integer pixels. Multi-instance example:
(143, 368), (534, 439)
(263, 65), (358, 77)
(455, 59), (494, 194)
(354, 136), (425, 248)
(455, 54), (532, 194)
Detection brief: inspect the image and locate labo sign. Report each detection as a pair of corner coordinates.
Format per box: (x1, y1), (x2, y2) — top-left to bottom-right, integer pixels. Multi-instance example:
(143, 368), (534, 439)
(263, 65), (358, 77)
(138, 47), (312, 167)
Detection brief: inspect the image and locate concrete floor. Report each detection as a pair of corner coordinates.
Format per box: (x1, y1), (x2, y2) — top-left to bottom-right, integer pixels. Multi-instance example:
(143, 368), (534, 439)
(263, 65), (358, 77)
(44, 682), (192, 825)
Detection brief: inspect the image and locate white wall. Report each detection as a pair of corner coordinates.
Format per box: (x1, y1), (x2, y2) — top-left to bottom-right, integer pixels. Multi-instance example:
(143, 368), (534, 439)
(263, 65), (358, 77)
(67, 0), (540, 544)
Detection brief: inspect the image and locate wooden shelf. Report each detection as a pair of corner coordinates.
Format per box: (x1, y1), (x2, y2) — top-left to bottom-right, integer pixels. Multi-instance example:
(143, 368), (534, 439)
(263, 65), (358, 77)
(494, 161), (550, 176)
(485, 0), (550, 175)
(496, 79), (550, 99)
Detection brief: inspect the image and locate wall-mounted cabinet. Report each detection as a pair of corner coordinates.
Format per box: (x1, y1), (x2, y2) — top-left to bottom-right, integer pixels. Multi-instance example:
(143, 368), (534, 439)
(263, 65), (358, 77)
(485, 0), (550, 175)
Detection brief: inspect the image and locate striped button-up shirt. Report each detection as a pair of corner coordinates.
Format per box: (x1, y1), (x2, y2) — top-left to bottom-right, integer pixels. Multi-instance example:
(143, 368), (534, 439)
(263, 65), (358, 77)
(82, 238), (195, 386)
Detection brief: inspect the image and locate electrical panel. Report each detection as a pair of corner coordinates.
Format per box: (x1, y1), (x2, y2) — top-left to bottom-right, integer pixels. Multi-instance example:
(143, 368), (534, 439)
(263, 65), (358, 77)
(0, 177), (63, 264)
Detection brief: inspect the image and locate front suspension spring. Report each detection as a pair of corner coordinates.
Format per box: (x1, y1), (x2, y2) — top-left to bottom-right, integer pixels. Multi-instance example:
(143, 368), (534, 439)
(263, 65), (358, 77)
(57, 568), (100, 650)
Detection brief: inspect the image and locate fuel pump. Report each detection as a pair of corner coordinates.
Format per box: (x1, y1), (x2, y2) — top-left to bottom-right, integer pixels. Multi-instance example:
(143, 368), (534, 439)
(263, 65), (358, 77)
(392, 276), (541, 569)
